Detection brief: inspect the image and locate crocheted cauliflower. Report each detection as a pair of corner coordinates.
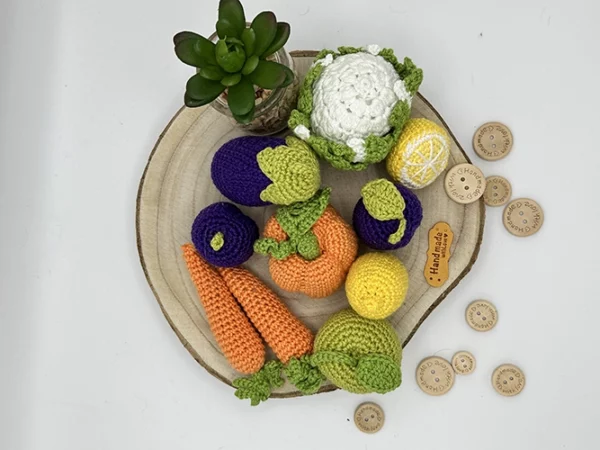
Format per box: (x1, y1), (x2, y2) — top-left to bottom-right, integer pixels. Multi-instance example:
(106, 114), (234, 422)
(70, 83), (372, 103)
(288, 45), (423, 171)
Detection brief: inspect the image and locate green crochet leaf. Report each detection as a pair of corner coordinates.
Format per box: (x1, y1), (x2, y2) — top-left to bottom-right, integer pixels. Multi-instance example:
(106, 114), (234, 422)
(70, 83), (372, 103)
(356, 354), (402, 394)
(275, 188), (330, 238)
(361, 179), (406, 245)
(257, 136), (320, 206)
(254, 189), (330, 260)
(210, 232), (224, 251)
(232, 361), (284, 406)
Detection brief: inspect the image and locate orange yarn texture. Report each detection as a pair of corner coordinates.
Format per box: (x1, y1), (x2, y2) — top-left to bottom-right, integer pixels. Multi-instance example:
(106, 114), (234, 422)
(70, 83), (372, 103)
(263, 206), (358, 298)
(181, 244), (265, 375)
(217, 266), (314, 363)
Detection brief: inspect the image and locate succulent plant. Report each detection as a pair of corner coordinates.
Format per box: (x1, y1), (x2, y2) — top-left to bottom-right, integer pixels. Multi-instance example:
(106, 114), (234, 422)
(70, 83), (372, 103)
(173, 0), (294, 123)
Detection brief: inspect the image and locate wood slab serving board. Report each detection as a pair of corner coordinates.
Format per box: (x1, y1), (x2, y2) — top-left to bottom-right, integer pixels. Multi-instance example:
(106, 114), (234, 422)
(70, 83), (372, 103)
(136, 51), (485, 397)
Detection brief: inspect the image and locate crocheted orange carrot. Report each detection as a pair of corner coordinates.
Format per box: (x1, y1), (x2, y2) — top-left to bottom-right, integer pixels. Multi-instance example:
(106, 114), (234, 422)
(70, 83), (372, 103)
(181, 244), (265, 375)
(217, 266), (314, 363)
(255, 189), (358, 298)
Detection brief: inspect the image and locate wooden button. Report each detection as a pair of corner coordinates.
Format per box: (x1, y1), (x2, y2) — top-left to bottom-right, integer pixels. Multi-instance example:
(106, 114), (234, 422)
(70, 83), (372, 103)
(492, 364), (526, 396)
(416, 356), (455, 396)
(483, 176), (512, 207)
(444, 163), (486, 204)
(452, 351), (476, 375)
(466, 300), (498, 332)
(473, 122), (513, 161)
(503, 198), (544, 237)
(354, 402), (384, 433)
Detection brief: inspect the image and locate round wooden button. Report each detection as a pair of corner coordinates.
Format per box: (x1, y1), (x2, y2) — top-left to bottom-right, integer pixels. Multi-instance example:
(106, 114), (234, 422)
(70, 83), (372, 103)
(492, 364), (526, 396)
(354, 402), (384, 433)
(473, 122), (513, 161)
(483, 176), (512, 207)
(503, 198), (544, 237)
(444, 163), (486, 204)
(452, 351), (476, 375)
(466, 300), (498, 332)
(416, 356), (455, 396)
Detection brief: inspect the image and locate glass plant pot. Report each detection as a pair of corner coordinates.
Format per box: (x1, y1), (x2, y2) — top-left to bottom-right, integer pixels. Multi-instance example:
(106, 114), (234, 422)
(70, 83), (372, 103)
(208, 33), (300, 135)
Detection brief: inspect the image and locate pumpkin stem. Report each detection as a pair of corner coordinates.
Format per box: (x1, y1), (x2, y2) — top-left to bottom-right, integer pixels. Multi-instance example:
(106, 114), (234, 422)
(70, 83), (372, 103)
(254, 188), (331, 260)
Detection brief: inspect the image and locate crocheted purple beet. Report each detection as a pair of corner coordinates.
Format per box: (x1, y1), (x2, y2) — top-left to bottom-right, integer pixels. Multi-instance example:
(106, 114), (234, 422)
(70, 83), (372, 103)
(353, 183), (423, 250)
(211, 136), (286, 207)
(191, 202), (258, 267)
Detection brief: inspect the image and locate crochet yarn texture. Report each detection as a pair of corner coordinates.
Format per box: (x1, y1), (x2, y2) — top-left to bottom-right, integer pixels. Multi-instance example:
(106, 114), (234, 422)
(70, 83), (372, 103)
(386, 118), (451, 189)
(217, 266), (314, 364)
(191, 202), (258, 267)
(211, 136), (321, 206)
(255, 189), (358, 298)
(181, 244), (265, 375)
(289, 46), (423, 170)
(353, 181), (423, 250)
(287, 309), (402, 394)
(345, 253), (409, 320)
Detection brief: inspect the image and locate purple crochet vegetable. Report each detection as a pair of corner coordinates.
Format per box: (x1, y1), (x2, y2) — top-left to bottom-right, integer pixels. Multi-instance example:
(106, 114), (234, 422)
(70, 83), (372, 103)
(353, 180), (423, 250)
(211, 136), (320, 207)
(191, 202), (258, 267)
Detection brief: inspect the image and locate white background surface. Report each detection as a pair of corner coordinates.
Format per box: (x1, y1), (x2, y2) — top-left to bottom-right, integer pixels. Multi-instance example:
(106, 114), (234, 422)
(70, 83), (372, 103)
(2, 0), (599, 449)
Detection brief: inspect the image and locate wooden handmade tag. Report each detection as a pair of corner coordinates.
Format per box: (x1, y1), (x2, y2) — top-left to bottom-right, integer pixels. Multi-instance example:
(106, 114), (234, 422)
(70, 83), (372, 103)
(424, 222), (454, 287)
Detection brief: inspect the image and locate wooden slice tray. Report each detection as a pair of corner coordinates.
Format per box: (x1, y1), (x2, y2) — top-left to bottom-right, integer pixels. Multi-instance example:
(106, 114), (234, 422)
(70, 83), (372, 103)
(136, 51), (485, 397)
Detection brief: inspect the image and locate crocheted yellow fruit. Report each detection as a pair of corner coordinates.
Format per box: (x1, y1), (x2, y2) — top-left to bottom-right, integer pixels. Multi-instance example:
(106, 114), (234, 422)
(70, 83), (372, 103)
(345, 253), (409, 319)
(386, 118), (451, 189)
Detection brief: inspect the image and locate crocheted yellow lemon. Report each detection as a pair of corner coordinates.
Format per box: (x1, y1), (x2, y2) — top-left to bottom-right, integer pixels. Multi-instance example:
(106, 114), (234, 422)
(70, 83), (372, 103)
(345, 253), (409, 320)
(386, 118), (451, 189)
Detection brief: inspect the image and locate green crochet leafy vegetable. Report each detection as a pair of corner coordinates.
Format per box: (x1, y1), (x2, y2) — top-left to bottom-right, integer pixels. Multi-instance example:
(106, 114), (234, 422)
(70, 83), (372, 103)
(173, 0), (294, 123)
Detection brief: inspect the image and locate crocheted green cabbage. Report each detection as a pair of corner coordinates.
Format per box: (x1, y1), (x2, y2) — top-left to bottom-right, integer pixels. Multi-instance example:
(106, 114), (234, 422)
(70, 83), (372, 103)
(288, 46), (423, 171)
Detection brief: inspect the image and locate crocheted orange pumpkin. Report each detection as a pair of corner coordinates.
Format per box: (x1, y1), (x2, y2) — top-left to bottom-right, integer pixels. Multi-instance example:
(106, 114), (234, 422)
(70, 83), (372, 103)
(255, 189), (358, 298)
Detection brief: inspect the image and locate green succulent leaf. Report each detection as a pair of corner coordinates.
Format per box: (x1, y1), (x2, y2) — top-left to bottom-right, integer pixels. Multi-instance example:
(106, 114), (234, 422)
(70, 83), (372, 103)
(241, 28), (256, 55)
(218, 0), (246, 38)
(221, 73), (242, 86)
(215, 40), (246, 73)
(248, 60), (286, 89)
(185, 73), (226, 106)
(251, 11), (277, 56)
(199, 65), (226, 80)
(225, 36), (244, 46)
(227, 76), (255, 116)
(232, 108), (255, 124)
(175, 36), (217, 68)
(184, 92), (206, 108)
(216, 18), (238, 39)
(280, 64), (294, 87)
(262, 22), (290, 57)
(173, 31), (202, 46)
(241, 55), (259, 75)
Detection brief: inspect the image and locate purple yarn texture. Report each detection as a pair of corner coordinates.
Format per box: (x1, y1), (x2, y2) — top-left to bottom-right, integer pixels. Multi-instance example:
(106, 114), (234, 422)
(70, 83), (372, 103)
(211, 136), (286, 207)
(353, 184), (423, 250)
(191, 202), (259, 267)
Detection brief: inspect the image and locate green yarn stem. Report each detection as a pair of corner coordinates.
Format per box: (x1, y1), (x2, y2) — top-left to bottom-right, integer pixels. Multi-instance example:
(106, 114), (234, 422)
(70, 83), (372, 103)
(288, 47), (423, 171)
(254, 188), (331, 260)
(232, 361), (284, 406)
(285, 350), (401, 395)
(284, 355), (326, 395)
(209, 232), (224, 251)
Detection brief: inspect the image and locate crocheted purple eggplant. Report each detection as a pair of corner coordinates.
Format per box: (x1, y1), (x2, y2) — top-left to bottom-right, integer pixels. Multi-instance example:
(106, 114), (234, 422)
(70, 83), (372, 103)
(352, 179), (422, 250)
(211, 136), (320, 207)
(191, 202), (258, 267)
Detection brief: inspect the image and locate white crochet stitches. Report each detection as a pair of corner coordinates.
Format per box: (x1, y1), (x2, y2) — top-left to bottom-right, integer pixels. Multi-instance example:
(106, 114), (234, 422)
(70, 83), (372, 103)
(347, 137), (366, 162)
(366, 44), (381, 55)
(310, 53), (401, 150)
(393, 79), (412, 105)
(314, 53), (334, 67)
(294, 125), (311, 141)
